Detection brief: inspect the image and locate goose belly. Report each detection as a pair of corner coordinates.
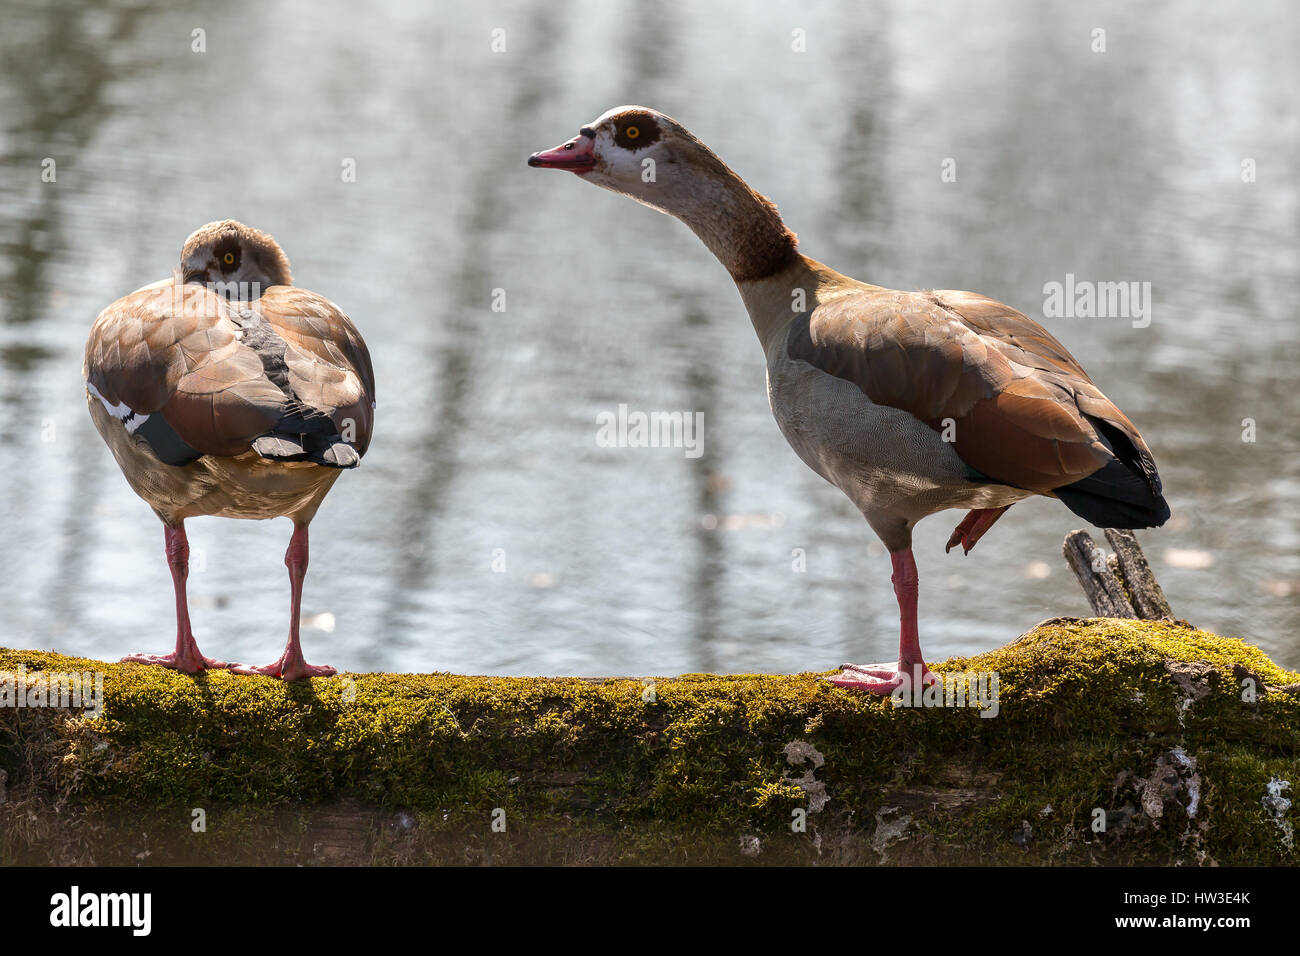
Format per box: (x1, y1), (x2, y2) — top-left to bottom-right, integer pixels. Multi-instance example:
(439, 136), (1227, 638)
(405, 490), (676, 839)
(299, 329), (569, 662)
(87, 391), (341, 523)
(765, 355), (1029, 523)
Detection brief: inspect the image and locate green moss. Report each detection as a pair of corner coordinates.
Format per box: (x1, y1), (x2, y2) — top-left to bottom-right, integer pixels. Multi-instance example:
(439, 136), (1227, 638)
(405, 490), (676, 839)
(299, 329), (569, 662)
(1, 618), (1296, 865)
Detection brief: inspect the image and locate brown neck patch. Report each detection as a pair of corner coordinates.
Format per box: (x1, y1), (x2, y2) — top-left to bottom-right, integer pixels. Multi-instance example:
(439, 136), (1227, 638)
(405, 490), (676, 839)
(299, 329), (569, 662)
(726, 193), (800, 283)
(250, 239), (293, 287)
(663, 123), (800, 282)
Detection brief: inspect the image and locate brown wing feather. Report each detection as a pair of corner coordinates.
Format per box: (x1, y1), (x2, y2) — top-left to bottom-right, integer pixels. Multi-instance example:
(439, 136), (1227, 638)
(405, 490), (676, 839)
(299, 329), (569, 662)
(85, 282), (295, 456)
(254, 287), (376, 455)
(931, 291), (1158, 467)
(790, 288), (1153, 493)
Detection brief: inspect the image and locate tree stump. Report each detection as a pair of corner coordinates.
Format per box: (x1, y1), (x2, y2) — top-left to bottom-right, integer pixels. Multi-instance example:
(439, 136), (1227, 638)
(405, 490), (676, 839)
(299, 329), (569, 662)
(1063, 529), (1173, 621)
(1105, 529), (1174, 619)
(1063, 530), (1136, 618)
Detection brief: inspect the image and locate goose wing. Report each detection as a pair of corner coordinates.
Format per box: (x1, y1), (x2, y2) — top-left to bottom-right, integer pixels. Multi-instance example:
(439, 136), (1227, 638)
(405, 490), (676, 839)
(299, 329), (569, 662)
(255, 286), (376, 456)
(84, 281), (371, 468)
(786, 288), (1168, 527)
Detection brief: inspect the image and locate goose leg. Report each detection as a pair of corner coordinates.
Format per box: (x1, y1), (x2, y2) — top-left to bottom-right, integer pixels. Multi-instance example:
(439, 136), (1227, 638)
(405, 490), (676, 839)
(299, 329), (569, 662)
(827, 549), (937, 694)
(121, 522), (231, 672)
(945, 506), (1009, 554)
(231, 524), (337, 681)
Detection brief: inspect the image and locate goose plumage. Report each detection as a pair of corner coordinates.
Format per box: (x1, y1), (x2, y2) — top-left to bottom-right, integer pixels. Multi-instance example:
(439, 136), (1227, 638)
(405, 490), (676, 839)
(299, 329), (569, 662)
(530, 106), (1169, 693)
(84, 220), (375, 680)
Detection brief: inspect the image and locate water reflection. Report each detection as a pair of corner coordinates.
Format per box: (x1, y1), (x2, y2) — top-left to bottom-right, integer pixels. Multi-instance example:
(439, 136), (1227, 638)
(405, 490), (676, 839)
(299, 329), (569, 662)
(0, 0), (1294, 676)
(1, 3), (149, 359)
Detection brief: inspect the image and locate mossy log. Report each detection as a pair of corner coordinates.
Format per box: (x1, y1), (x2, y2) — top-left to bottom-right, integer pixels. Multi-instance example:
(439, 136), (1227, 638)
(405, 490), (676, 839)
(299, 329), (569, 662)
(1, 619), (1297, 865)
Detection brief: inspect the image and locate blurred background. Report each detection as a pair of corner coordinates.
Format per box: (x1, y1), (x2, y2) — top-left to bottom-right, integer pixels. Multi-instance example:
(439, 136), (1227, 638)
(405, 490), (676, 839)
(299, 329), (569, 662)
(0, 0), (1295, 676)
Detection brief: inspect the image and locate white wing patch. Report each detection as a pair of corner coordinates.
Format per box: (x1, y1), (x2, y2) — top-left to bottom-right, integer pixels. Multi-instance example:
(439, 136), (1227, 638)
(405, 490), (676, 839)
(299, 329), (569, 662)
(87, 380), (149, 435)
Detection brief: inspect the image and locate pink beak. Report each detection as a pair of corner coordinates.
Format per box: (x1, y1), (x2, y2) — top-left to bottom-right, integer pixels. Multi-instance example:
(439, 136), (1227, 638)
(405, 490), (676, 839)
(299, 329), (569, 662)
(527, 133), (596, 173)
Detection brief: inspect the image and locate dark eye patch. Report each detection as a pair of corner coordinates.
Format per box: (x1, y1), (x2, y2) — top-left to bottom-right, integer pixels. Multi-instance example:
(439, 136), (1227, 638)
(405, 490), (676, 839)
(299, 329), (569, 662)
(613, 113), (660, 151)
(214, 237), (241, 273)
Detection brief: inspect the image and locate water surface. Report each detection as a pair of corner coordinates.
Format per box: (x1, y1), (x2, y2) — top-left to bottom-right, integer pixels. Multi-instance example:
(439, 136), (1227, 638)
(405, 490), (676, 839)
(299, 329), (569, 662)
(1, 0), (1295, 675)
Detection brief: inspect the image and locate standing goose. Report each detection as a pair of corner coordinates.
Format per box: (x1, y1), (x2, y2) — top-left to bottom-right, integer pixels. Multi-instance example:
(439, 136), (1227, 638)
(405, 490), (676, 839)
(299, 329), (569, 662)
(530, 107), (1169, 694)
(84, 220), (375, 680)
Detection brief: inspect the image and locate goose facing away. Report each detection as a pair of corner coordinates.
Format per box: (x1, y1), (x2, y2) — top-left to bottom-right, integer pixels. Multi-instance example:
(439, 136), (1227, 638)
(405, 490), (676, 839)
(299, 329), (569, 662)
(529, 107), (1169, 694)
(84, 220), (375, 680)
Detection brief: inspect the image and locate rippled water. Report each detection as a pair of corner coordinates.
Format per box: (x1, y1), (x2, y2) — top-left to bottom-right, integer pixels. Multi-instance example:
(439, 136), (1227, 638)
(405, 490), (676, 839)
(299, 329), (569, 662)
(1, 0), (1296, 676)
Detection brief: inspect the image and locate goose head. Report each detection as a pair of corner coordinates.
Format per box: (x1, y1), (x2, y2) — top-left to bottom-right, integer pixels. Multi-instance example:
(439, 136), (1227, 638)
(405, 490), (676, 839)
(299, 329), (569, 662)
(528, 106), (741, 218)
(179, 220), (292, 300)
(529, 106), (798, 282)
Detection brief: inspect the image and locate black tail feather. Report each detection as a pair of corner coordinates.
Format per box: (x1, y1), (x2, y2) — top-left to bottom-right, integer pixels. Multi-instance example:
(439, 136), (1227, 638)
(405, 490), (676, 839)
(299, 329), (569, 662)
(1055, 475), (1170, 528)
(1055, 416), (1170, 529)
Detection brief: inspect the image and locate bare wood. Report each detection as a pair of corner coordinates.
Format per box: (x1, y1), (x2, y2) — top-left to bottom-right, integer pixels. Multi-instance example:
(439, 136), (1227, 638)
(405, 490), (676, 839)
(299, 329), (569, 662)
(1104, 552), (1132, 613)
(1104, 529), (1174, 620)
(1063, 530), (1136, 618)
(1105, 552), (1123, 586)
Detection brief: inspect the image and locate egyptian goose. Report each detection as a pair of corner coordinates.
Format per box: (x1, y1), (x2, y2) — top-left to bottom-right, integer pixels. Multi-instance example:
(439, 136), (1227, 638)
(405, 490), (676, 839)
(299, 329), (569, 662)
(530, 107), (1170, 694)
(83, 220), (375, 680)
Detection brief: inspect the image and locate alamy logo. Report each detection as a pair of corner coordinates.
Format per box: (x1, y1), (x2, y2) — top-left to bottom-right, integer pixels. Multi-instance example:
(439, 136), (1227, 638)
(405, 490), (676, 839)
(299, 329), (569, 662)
(152, 281), (264, 317)
(890, 668), (1000, 718)
(1042, 273), (1152, 328)
(1, 666), (104, 719)
(595, 404), (704, 459)
(49, 886), (151, 936)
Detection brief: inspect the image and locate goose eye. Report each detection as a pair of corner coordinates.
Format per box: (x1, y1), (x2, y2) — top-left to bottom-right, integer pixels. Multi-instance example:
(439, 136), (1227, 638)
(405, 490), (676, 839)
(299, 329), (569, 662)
(624, 126), (640, 140)
(222, 252), (236, 265)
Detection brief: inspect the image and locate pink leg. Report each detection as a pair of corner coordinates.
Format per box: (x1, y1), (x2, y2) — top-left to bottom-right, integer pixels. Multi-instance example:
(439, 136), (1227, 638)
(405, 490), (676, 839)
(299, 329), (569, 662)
(231, 524), (336, 681)
(892, 549), (925, 669)
(945, 506), (1009, 554)
(827, 549), (937, 694)
(121, 522), (231, 672)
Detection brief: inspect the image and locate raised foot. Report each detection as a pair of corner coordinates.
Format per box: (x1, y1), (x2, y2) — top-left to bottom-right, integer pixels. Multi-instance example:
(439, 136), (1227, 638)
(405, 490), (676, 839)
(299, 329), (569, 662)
(229, 656), (337, 681)
(826, 661), (938, 695)
(120, 651), (233, 674)
(945, 506), (1009, 555)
